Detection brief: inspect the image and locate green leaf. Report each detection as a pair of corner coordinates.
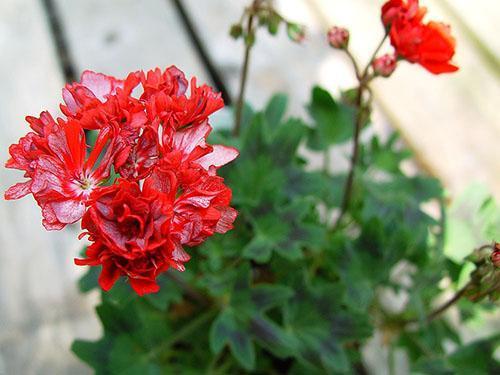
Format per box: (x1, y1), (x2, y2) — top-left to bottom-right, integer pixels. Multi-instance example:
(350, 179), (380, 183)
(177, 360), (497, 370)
(319, 340), (349, 373)
(250, 315), (298, 357)
(144, 274), (183, 311)
(243, 235), (274, 263)
(264, 93), (288, 126)
(270, 118), (307, 166)
(250, 284), (294, 312)
(210, 309), (255, 370)
(307, 86), (355, 150)
(243, 214), (290, 263)
(78, 265), (100, 293)
(72, 338), (111, 373)
(109, 335), (161, 375)
(365, 133), (412, 174)
(448, 334), (500, 374)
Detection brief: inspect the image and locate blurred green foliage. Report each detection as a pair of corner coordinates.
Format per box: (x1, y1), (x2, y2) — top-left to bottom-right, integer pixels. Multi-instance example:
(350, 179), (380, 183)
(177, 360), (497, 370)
(73, 90), (499, 374)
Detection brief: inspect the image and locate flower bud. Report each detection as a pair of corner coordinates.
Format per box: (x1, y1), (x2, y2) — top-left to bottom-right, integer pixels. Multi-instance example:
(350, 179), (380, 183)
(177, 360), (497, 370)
(492, 243), (500, 268)
(229, 24), (243, 39)
(287, 22), (305, 43)
(372, 53), (397, 77)
(327, 26), (349, 49)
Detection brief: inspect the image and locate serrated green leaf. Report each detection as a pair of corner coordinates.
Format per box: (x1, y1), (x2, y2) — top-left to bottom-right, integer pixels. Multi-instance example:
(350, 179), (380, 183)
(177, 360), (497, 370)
(250, 316), (298, 357)
(72, 338), (111, 373)
(307, 86), (355, 150)
(209, 309), (255, 370)
(243, 235), (274, 263)
(250, 284), (294, 312)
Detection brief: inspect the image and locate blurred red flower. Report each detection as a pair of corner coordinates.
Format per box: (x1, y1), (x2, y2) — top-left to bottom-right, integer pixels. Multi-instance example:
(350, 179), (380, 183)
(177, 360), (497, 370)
(381, 0), (458, 74)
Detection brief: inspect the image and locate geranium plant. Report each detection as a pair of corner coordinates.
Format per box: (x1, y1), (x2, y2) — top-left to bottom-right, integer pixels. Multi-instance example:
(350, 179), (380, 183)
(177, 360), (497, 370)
(5, 0), (499, 373)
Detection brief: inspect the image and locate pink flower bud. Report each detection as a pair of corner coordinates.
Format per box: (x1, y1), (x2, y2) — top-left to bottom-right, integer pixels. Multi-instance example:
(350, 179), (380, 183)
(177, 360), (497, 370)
(492, 243), (500, 268)
(327, 26), (349, 49)
(372, 53), (397, 77)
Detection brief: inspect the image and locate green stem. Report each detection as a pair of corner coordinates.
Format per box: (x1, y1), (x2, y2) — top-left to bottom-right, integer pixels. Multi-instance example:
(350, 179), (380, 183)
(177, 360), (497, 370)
(333, 33), (389, 229)
(233, 11), (256, 136)
(361, 32), (389, 78)
(334, 81), (366, 228)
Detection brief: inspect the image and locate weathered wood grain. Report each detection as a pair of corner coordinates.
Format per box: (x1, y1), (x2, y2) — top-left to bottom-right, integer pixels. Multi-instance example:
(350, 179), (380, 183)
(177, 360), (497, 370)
(54, 0), (209, 83)
(0, 0), (98, 374)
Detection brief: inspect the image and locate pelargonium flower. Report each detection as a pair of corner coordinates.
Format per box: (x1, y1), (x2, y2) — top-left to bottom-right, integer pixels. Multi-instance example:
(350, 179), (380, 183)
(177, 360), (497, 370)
(75, 179), (179, 295)
(381, 0), (458, 74)
(5, 66), (238, 294)
(5, 115), (122, 230)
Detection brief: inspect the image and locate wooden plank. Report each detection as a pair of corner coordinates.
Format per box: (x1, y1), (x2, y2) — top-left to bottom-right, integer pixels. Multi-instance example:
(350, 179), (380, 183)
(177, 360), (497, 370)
(182, 0), (334, 118)
(438, 0), (500, 73)
(53, 0), (209, 83)
(0, 0), (98, 374)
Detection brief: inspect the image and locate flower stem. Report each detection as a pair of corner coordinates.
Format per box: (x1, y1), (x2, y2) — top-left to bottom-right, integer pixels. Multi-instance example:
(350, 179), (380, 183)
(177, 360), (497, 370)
(233, 11), (256, 137)
(333, 33), (389, 228)
(361, 32), (389, 78)
(334, 81), (366, 228)
(423, 282), (471, 323)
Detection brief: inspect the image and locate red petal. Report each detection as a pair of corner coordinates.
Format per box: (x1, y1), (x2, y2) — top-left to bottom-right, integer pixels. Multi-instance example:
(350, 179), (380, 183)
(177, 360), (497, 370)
(197, 145), (239, 170)
(4, 181), (31, 200)
(129, 278), (160, 296)
(98, 261), (121, 291)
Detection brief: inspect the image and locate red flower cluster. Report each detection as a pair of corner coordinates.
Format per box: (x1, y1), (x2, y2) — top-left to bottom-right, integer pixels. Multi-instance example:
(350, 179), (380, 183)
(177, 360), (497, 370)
(381, 0), (458, 74)
(5, 67), (238, 295)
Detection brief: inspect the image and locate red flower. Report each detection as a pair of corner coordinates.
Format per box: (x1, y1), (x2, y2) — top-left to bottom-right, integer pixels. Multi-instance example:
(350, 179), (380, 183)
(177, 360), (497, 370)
(76, 179), (179, 295)
(381, 0), (425, 27)
(61, 70), (126, 118)
(76, 168), (236, 295)
(5, 115), (121, 230)
(5, 66), (238, 294)
(381, 0), (458, 74)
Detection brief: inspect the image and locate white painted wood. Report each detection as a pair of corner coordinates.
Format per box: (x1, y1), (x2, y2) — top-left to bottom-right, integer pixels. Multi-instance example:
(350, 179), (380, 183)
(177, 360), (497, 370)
(0, 0), (99, 374)
(54, 0), (209, 83)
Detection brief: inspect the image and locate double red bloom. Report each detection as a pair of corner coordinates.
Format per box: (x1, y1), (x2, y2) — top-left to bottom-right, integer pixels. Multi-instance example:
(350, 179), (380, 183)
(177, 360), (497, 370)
(5, 67), (238, 295)
(382, 0), (458, 74)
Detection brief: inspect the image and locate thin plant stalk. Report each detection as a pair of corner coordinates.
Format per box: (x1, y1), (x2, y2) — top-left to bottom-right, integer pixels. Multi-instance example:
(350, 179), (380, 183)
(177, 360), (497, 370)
(233, 13), (256, 136)
(334, 33), (388, 228)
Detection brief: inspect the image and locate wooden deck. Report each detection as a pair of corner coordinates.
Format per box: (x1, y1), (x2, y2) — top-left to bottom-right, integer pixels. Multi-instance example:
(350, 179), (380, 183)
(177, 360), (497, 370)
(0, 0), (498, 373)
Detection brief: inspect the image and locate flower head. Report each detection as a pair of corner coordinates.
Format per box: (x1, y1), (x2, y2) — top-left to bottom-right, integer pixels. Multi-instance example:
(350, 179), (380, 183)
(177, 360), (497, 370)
(327, 26), (350, 49)
(5, 66), (238, 294)
(381, 0), (458, 74)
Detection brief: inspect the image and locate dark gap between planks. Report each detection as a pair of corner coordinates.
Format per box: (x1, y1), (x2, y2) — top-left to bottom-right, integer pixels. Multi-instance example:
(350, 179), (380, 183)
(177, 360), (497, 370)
(41, 0), (232, 104)
(170, 0), (233, 105)
(40, 0), (78, 83)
